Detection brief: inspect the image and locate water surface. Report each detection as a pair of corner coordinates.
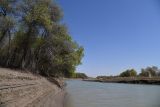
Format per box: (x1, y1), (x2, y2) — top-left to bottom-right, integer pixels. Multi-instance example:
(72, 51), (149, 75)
(66, 80), (160, 107)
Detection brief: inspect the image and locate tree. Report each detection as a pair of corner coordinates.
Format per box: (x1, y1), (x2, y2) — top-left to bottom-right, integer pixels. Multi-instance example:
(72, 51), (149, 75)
(0, 0), (16, 67)
(0, 0), (84, 78)
(139, 66), (159, 77)
(120, 69), (137, 77)
(0, 0), (14, 48)
(74, 73), (88, 79)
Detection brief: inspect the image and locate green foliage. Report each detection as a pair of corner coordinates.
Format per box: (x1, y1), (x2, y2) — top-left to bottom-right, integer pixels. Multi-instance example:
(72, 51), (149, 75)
(139, 66), (159, 77)
(0, 16), (14, 48)
(73, 73), (88, 79)
(0, 0), (84, 78)
(120, 69), (137, 77)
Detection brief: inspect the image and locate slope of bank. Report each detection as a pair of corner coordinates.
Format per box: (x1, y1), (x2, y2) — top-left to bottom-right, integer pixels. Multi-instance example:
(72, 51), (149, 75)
(0, 68), (65, 107)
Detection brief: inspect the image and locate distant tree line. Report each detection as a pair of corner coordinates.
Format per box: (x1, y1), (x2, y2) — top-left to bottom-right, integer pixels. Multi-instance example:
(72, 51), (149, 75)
(119, 66), (160, 77)
(97, 66), (160, 78)
(0, 0), (84, 78)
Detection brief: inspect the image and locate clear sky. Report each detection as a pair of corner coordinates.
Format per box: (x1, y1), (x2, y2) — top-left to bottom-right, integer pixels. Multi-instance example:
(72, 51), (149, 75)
(57, 0), (160, 77)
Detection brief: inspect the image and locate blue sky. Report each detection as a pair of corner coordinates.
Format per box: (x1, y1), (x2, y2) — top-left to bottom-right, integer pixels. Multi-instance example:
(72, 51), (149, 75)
(57, 0), (160, 77)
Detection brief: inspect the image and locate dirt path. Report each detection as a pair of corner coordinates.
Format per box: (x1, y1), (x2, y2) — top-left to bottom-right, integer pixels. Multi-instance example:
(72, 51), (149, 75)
(0, 68), (65, 107)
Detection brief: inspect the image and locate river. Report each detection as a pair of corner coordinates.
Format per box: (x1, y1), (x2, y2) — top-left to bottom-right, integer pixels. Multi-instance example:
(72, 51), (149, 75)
(66, 80), (160, 107)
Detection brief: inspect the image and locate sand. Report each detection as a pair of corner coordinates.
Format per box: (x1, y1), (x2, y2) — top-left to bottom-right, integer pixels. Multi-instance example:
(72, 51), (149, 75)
(0, 68), (65, 107)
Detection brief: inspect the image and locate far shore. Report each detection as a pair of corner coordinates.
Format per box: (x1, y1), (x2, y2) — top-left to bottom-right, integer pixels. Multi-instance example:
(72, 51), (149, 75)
(83, 77), (160, 85)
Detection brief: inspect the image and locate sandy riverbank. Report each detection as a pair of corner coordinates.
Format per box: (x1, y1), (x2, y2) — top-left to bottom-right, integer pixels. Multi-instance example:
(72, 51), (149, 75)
(0, 68), (66, 107)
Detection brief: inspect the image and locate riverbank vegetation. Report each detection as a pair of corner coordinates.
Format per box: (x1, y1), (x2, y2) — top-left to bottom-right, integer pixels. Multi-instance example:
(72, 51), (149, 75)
(93, 66), (160, 85)
(73, 72), (88, 79)
(119, 66), (160, 77)
(120, 69), (137, 77)
(97, 66), (160, 78)
(0, 0), (84, 78)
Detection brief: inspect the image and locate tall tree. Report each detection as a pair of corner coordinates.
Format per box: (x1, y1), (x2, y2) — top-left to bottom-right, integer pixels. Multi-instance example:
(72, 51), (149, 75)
(0, 0), (84, 78)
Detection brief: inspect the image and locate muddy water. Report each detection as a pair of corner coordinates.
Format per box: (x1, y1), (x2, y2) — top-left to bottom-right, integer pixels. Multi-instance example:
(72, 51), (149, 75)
(66, 80), (160, 107)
